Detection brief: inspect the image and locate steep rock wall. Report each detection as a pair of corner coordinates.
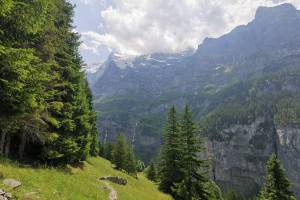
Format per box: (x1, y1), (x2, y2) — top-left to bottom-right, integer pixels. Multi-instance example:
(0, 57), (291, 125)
(205, 118), (300, 198)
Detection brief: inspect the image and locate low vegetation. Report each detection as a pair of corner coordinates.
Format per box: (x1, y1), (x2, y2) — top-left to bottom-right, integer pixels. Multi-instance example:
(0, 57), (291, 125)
(0, 156), (172, 200)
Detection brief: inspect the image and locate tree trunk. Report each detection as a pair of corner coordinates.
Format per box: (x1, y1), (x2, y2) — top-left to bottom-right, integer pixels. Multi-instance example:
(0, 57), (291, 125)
(4, 134), (11, 157)
(0, 132), (6, 156)
(18, 133), (26, 160)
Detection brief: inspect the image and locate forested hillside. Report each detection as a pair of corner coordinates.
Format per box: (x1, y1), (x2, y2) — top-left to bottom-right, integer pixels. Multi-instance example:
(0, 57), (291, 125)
(0, 0), (98, 164)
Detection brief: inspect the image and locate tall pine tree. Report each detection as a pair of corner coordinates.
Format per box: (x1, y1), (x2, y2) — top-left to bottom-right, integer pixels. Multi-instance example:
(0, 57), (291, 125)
(147, 160), (157, 182)
(113, 133), (127, 170)
(103, 142), (114, 161)
(258, 154), (296, 200)
(0, 0), (55, 160)
(176, 105), (208, 200)
(159, 106), (183, 195)
(125, 144), (137, 177)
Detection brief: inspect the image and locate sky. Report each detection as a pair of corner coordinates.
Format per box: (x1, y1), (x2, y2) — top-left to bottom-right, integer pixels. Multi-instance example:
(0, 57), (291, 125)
(69, 0), (300, 69)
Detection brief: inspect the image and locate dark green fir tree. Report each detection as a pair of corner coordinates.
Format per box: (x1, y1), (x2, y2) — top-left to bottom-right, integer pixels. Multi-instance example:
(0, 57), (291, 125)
(176, 105), (208, 200)
(147, 160), (157, 182)
(159, 106), (183, 195)
(103, 142), (114, 161)
(125, 144), (137, 177)
(136, 160), (145, 172)
(113, 133), (127, 170)
(258, 154), (296, 200)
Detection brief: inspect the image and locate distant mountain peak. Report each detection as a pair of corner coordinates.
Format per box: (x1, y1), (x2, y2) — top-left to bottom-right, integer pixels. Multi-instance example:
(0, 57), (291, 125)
(255, 3), (297, 20)
(196, 3), (300, 57)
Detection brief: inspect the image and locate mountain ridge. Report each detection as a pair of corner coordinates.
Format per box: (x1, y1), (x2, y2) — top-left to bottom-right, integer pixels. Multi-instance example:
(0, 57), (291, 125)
(90, 3), (300, 197)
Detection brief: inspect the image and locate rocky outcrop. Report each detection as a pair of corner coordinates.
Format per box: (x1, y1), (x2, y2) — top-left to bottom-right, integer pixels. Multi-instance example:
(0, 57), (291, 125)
(99, 176), (127, 185)
(3, 179), (21, 189)
(0, 189), (12, 200)
(276, 127), (300, 198)
(205, 118), (300, 198)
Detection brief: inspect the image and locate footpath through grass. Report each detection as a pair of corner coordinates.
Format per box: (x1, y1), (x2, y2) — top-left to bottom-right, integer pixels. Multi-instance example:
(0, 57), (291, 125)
(0, 157), (172, 200)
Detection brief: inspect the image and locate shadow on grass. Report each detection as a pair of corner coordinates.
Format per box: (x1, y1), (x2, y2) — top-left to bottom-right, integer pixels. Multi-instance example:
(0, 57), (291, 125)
(0, 156), (88, 175)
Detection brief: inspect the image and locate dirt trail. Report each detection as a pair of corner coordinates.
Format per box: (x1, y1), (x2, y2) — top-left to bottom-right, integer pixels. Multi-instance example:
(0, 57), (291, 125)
(102, 182), (118, 200)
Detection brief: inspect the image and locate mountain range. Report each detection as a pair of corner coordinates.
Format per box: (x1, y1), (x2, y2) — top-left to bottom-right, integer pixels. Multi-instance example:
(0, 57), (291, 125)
(88, 3), (300, 198)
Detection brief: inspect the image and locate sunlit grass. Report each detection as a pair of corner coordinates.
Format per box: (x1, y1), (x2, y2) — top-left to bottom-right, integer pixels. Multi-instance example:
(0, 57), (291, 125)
(0, 157), (172, 200)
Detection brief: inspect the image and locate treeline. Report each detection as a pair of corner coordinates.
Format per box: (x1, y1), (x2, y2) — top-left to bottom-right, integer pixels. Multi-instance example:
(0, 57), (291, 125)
(200, 71), (300, 142)
(100, 134), (145, 177)
(146, 106), (296, 200)
(0, 0), (99, 164)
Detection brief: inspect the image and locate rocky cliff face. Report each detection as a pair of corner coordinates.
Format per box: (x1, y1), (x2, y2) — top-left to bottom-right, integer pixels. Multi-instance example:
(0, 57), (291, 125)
(205, 119), (300, 197)
(277, 126), (300, 198)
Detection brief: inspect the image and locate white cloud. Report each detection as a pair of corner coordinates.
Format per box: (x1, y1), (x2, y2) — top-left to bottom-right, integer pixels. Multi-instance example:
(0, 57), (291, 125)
(72, 0), (110, 8)
(76, 0), (98, 5)
(80, 0), (300, 56)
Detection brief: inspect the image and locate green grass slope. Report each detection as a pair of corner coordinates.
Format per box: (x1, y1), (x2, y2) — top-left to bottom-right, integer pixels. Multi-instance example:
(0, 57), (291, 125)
(0, 157), (172, 200)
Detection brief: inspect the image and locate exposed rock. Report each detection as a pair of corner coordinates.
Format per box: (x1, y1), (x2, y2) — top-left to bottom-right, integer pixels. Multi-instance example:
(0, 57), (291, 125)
(0, 188), (12, 199)
(3, 193), (11, 199)
(3, 179), (21, 189)
(276, 127), (300, 198)
(204, 118), (300, 198)
(99, 176), (127, 185)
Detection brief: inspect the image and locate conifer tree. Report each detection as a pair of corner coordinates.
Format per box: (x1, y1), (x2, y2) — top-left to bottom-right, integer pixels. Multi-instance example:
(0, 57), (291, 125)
(98, 141), (104, 157)
(113, 134), (127, 170)
(90, 117), (100, 157)
(136, 160), (145, 172)
(159, 106), (183, 195)
(204, 181), (224, 200)
(125, 144), (137, 177)
(40, 1), (97, 164)
(0, 0), (99, 164)
(87, 89), (100, 157)
(103, 142), (114, 161)
(147, 160), (157, 182)
(0, 0), (51, 159)
(177, 105), (208, 200)
(258, 154), (296, 200)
